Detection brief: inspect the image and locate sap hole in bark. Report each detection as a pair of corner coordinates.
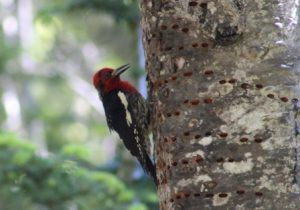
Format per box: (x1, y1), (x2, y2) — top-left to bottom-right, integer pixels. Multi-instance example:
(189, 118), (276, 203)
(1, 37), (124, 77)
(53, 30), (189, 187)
(174, 111), (180, 116)
(201, 43), (209, 48)
(236, 190), (245, 195)
(171, 75), (177, 80)
(190, 99), (200, 105)
(195, 134), (201, 139)
(164, 80), (169, 84)
(205, 131), (212, 136)
(280, 97), (288, 102)
(166, 113), (172, 117)
(171, 136), (177, 142)
(204, 70), (214, 75)
(255, 84), (263, 89)
(194, 155), (204, 163)
(192, 43), (199, 48)
(216, 157), (224, 163)
(184, 99), (189, 104)
(214, 193), (231, 206)
(178, 46), (184, 50)
(241, 83), (250, 89)
(189, 1), (198, 6)
(172, 24), (179, 29)
(255, 192), (263, 196)
(184, 131), (190, 136)
(182, 159), (189, 164)
(175, 192), (190, 199)
(218, 132), (228, 138)
(219, 80), (227, 84)
(240, 137), (248, 143)
(267, 93), (275, 99)
(160, 25), (168, 30)
(172, 161), (178, 166)
(176, 193), (182, 200)
(170, 198), (174, 202)
(164, 137), (168, 143)
(165, 46), (172, 51)
(167, 165), (171, 170)
(205, 193), (214, 198)
(183, 71), (193, 77)
(228, 158), (235, 162)
(219, 193), (228, 198)
(228, 78), (237, 84)
(182, 28), (189, 33)
(184, 192), (191, 198)
(200, 3), (207, 8)
(204, 98), (213, 104)
(194, 193), (201, 197)
(254, 138), (263, 143)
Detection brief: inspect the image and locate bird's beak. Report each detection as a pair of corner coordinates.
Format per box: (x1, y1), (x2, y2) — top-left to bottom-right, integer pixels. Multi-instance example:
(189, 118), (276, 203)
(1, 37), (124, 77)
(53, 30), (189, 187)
(113, 64), (130, 77)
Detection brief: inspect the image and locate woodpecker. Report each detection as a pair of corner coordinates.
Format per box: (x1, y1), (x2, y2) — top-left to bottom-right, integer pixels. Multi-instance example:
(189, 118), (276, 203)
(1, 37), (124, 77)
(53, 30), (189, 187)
(93, 64), (157, 185)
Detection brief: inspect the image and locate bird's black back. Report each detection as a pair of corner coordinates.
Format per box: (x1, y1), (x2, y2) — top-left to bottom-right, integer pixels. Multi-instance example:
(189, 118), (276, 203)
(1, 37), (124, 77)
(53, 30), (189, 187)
(100, 89), (157, 184)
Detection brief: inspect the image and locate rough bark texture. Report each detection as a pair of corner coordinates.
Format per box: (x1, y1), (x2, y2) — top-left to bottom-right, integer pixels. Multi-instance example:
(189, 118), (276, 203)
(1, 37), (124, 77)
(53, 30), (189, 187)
(140, 0), (300, 209)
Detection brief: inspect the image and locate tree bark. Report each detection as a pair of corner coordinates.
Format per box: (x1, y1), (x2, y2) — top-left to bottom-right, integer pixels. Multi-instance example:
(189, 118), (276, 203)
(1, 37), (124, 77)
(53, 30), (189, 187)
(140, 0), (300, 209)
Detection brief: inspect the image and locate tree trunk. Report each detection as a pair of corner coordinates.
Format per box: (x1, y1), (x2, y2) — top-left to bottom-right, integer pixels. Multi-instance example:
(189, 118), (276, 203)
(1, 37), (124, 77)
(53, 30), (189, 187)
(140, 0), (300, 209)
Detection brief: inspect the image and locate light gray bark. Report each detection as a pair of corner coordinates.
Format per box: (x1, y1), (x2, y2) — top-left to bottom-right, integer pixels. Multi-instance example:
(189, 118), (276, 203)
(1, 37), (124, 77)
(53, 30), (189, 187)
(140, 0), (300, 209)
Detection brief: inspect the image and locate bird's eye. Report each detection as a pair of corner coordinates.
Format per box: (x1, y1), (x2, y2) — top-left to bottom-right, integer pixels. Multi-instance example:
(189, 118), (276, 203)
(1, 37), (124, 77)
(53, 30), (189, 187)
(105, 72), (112, 78)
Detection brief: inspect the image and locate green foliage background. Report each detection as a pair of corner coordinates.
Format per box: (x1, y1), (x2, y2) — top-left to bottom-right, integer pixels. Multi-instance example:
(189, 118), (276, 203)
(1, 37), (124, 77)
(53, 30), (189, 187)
(0, 0), (157, 209)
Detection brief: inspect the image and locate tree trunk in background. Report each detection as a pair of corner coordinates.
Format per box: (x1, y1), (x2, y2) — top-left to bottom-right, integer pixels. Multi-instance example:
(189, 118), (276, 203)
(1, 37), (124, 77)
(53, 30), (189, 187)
(140, 0), (300, 209)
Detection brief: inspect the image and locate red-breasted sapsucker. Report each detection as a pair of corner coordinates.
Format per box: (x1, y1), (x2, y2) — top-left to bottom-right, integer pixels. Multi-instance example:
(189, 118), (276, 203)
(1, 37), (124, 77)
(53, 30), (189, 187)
(93, 64), (157, 185)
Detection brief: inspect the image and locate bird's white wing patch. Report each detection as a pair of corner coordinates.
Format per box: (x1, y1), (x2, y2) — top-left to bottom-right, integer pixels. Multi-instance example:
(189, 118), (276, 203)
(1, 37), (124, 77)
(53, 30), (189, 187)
(117, 91), (132, 126)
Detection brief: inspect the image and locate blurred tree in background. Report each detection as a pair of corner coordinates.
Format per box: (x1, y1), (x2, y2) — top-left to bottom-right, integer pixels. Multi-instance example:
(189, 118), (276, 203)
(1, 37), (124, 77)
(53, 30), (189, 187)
(0, 0), (157, 209)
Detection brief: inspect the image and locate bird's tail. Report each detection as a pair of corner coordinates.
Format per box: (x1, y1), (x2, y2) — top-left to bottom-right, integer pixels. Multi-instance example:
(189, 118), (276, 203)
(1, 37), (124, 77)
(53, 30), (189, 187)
(138, 152), (158, 186)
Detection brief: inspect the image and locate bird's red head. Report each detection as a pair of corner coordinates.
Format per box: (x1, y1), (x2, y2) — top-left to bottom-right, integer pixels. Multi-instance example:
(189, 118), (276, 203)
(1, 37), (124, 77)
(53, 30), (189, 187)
(93, 64), (137, 93)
